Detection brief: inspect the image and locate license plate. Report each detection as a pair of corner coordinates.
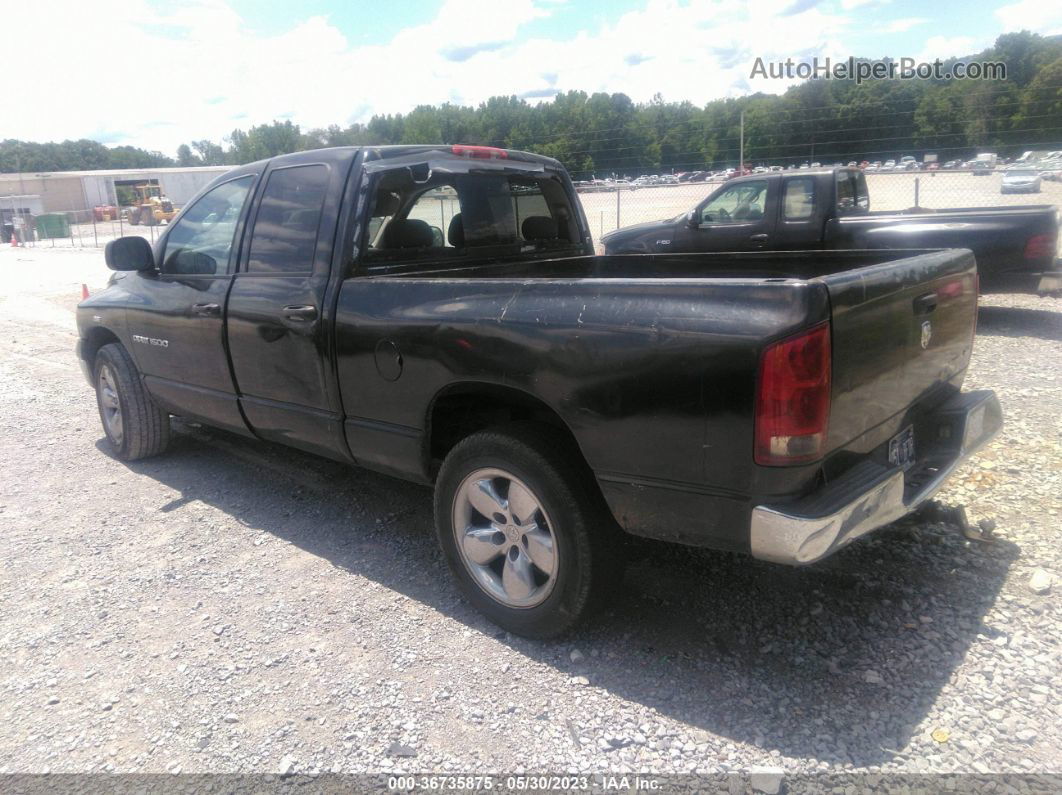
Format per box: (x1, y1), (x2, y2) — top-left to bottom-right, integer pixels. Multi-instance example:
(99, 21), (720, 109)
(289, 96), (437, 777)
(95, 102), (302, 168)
(889, 425), (916, 471)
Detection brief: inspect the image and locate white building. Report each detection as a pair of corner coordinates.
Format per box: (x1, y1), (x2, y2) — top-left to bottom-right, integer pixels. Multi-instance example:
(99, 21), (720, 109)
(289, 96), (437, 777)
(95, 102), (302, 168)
(0, 165), (232, 215)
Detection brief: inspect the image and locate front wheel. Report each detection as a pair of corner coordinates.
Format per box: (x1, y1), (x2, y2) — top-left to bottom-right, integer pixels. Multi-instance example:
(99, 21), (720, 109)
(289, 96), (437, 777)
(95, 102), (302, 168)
(434, 423), (621, 638)
(94, 343), (171, 460)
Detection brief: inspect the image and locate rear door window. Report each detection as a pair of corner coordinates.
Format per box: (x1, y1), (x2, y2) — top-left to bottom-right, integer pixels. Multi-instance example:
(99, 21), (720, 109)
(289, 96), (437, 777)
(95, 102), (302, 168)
(247, 164), (330, 274)
(782, 177), (815, 220)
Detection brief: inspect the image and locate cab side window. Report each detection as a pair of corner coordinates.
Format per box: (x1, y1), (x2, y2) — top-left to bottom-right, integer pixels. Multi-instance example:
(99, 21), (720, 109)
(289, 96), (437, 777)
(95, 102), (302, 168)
(853, 170), (870, 212)
(247, 165), (330, 274)
(699, 180), (768, 224)
(835, 170), (870, 215)
(160, 176), (254, 275)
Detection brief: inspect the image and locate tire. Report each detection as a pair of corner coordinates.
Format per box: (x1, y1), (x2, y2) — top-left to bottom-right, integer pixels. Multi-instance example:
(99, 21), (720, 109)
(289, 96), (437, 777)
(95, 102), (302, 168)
(126, 208), (140, 226)
(93, 343), (171, 461)
(434, 422), (622, 638)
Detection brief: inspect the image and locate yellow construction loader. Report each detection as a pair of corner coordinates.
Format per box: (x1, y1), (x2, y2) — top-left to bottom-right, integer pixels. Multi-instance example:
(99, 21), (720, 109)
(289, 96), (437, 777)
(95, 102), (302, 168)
(123, 184), (177, 226)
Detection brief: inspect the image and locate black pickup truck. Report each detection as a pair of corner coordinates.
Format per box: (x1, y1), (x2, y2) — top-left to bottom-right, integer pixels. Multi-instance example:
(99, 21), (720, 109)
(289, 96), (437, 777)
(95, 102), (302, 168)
(602, 167), (1061, 292)
(77, 145), (1001, 637)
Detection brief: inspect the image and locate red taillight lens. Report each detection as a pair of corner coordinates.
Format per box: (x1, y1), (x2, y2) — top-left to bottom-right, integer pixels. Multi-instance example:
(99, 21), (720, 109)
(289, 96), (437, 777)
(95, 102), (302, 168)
(1024, 233), (1056, 260)
(755, 323), (832, 466)
(451, 145), (507, 159)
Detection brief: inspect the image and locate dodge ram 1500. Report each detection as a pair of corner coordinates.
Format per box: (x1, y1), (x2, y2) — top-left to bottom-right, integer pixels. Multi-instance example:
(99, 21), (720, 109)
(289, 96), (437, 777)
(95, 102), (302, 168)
(78, 145), (1002, 636)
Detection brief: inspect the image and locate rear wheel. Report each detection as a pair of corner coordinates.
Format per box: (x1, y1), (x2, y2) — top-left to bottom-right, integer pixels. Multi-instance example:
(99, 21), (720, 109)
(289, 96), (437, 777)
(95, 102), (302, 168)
(94, 343), (170, 460)
(434, 423), (621, 638)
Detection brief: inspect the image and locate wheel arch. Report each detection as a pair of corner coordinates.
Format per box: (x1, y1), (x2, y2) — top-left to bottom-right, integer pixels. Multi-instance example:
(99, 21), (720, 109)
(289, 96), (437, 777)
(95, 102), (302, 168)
(80, 326), (123, 371)
(425, 381), (593, 481)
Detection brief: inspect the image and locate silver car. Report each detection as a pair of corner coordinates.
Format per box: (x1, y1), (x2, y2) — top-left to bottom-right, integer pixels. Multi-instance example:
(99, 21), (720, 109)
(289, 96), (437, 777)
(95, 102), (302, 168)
(1001, 168), (1042, 194)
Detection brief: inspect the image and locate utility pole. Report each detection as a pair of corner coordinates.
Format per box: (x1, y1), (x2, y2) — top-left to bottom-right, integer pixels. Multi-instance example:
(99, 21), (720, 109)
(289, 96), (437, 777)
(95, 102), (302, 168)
(739, 111), (744, 172)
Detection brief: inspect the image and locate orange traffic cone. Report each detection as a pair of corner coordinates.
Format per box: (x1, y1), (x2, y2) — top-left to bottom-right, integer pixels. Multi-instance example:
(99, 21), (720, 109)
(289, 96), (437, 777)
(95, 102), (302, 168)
(81, 284), (90, 300)
(9, 233), (17, 247)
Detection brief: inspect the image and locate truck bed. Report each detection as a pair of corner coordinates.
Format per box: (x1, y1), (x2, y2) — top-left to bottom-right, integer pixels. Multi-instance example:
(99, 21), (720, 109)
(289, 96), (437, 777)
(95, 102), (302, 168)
(339, 247), (978, 551)
(370, 248), (922, 281)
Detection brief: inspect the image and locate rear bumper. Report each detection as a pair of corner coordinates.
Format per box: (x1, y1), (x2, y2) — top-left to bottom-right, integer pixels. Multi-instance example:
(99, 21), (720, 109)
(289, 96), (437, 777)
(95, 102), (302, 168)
(1037, 270), (1062, 293)
(750, 390), (1002, 565)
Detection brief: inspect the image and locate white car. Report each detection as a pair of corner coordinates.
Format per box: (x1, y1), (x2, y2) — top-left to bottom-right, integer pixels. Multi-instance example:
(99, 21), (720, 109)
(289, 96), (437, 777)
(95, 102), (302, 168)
(881, 160), (897, 172)
(1001, 168), (1042, 194)
(1038, 160), (1062, 182)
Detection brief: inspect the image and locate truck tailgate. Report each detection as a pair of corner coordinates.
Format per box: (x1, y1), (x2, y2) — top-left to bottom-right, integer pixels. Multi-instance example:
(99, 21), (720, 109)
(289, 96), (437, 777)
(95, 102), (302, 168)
(820, 249), (978, 451)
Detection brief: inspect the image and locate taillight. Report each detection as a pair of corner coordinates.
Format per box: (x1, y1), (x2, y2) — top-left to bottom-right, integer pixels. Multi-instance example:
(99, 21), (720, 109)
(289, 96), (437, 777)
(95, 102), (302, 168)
(1024, 233), (1056, 260)
(755, 323), (831, 466)
(451, 145), (507, 159)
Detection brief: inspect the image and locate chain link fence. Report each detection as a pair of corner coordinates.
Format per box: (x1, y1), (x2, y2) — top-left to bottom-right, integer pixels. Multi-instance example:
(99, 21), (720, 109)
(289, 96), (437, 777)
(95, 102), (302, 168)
(1, 204), (173, 250)
(576, 166), (1062, 239)
(4, 160), (1061, 251)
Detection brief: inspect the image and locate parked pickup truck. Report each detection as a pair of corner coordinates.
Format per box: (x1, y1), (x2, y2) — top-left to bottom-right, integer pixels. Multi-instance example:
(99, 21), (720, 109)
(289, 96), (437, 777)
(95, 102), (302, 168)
(602, 167), (1061, 293)
(77, 145), (1002, 637)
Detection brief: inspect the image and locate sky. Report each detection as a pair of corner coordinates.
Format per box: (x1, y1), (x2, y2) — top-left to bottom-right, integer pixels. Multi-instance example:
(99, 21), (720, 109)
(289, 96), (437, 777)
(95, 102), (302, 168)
(5, 0), (1061, 155)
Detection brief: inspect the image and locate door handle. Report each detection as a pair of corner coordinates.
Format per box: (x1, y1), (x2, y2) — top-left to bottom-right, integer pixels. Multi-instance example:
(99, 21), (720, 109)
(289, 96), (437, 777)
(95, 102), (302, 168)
(192, 302), (220, 317)
(913, 292), (938, 315)
(282, 304), (318, 322)
(749, 233), (769, 244)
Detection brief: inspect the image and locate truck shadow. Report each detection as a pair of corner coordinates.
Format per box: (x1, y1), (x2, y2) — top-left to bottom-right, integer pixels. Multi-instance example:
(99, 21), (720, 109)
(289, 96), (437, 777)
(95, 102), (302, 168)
(105, 421), (1018, 768)
(977, 304), (1062, 342)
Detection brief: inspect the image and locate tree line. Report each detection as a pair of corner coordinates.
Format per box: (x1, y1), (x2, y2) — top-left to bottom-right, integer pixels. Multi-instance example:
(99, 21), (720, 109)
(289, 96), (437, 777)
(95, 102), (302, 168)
(2, 32), (1059, 179)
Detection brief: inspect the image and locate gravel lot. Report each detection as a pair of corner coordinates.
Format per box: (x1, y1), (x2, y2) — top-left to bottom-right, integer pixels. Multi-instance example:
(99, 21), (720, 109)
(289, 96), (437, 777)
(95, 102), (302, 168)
(0, 246), (1059, 782)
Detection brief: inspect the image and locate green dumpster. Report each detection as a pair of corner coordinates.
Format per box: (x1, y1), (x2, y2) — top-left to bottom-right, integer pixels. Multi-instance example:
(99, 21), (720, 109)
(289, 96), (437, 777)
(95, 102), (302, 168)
(36, 213), (70, 239)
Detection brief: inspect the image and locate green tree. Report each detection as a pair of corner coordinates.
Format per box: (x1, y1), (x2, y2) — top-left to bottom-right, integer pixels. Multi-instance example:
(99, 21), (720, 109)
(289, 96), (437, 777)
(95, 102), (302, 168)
(176, 143), (200, 167)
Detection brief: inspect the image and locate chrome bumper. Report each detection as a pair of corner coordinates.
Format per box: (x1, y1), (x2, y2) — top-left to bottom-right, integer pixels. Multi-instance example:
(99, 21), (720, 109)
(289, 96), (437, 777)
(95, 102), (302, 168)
(1037, 271), (1062, 293)
(750, 390), (1003, 565)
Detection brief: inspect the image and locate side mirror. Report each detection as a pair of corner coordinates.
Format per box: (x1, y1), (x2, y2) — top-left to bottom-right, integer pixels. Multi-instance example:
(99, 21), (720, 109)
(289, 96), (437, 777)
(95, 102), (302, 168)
(105, 236), (155, 271)
(686, 210), (699, 228)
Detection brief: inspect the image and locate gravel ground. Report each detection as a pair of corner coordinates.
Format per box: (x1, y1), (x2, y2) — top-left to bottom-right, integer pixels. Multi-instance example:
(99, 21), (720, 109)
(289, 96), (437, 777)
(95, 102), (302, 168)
(0, 247), (1059, 781)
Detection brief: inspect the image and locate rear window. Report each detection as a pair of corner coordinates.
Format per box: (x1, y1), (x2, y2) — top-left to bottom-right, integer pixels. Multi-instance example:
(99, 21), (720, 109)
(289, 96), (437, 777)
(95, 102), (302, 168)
(362, 166), (582, 266)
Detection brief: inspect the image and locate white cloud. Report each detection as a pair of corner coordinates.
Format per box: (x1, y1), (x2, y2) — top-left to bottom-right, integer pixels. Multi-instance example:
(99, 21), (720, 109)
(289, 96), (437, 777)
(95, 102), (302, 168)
(994, 0), (1062, 35)
(882, 17), (928, 33)
(840, 0), (890, 9)
(3, 0), (874, 154)
(917, 35), (979, 62)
